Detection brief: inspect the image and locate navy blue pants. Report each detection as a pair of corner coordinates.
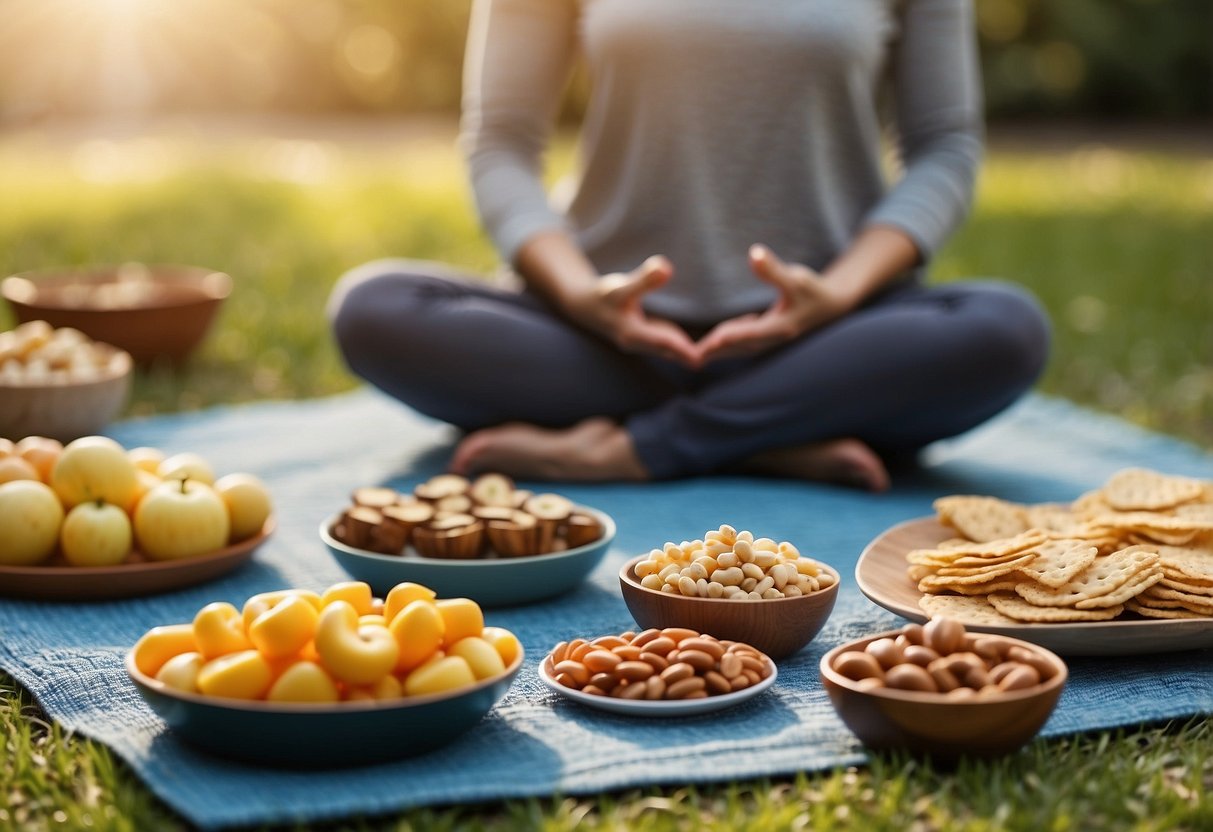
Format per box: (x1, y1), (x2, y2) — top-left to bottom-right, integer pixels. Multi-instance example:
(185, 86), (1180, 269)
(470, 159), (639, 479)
(328, 260), (1050, 478)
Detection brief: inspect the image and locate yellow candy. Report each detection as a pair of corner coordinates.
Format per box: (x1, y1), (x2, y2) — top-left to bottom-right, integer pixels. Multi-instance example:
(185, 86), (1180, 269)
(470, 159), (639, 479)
(314, 601), (398, 686)
(448, 636), (506, 680)
(321, 581), (374, 616)
(480, 626), (521, 667)
(359, 614), (387, 628)
(388, 600), (445, 673)
(241, 589), (323, 631)
(435, 598), (483, 648)
(197, 650), (273, 700)
(155, 651), (204, 693)
(370, 597), (385, 616)
(383, 582), (437, 624)
(248, 595), (319, 660)
(193, 602), (254, 660)
(267, 661), (340, 703)
(346, 674), (404, 702)
(132, 624), (198, 677)
(404, 655), (475, 697)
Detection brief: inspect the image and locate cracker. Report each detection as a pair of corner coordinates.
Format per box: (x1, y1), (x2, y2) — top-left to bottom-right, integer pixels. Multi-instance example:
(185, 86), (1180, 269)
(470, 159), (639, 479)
(988, 592), (1124, 622)
(1016, 539), (1099, 588)
(917, 577), (1023, 596)
(1012, 546), (1158, 607)
(1125, 599), (1211, 620)
(1024, 504), (1089, 537)
(918, 594), (1020, 626)
(1158, 576), (1213, 595)
(1072, 568), (1162, 609)
(934, 496), (1029, 543)
(918, 553), (1038, 588)
(1103, 468), (1205, 511)
(1157, 546), (1213, 582)
(1143, 584), (1213, 609)
(1135, 590), (1213, 616)
(934, 551), (1041, 578)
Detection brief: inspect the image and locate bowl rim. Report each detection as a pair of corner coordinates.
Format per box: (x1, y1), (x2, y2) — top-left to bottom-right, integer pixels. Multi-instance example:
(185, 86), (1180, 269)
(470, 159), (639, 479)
(618, 553), (841, 604)
(0, 341), (132, 391)
(320, 504), (616, 568)
(125, 643), (524, 714)
(3, 265), (233, 309)
(818, 628), (1068, 705)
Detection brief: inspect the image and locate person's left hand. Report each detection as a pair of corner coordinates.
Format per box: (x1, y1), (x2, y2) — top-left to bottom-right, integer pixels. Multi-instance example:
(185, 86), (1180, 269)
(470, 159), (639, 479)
(696, 245), (856, 364)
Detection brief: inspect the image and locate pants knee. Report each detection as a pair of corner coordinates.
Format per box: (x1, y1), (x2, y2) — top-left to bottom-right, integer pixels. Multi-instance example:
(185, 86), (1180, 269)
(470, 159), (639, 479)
(971, 282), (1052, 389)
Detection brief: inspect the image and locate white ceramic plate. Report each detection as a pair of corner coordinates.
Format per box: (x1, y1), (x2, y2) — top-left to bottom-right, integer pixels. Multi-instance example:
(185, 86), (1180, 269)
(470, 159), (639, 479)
(538, 658), (777, 717)
(856, 516), (1213, 656)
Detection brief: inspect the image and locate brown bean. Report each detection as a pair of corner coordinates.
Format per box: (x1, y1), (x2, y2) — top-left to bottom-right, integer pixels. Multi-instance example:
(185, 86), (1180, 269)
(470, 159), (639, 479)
(616, 661), (654, 681)
(902, 645), (941, 667)
(894, 634), (914, 651)
(642, 636), (677, 656)
(997, 664), (1041, 691)
(589, 672), (619, 691)
(542, 655), (557, 677)
(639, 652), (670, 671)
(729, 674), (752, 691)
(550, 641), (569, 663)
(591, 635), (628, 650)
(704, 671), (731, 695)
(1007, 646), (1056, 681)
(663, 628), (700, 643)
(582, 685), (607, 696)
(644, 676), (667, 700)
(630, 629), (663, 649)
(864, 638), (905, 670)
(726, 643), (761, 657)
(988, 662), (1019, 685)
(855, 677), (885, 692)
(742, 669), (762, 686)
(900, 623), (926, 645)
(554, 672), (578, 689)
(924, 618), (966, 655)
(884, 663), (938, 692)
(566, 638), (588, 658)
(679, 649), (716, 672)
(612, 645), (643, 661)
(570, 642), (595, 662)
(719, 652), (743, 679)
(971, 637), (1006, 664)
(740, 655), (768, 677)
(661, 662), (695, 684)
(833, 651), (885, 682)
(666, 676), (707, 699)
(618, 631), (636, 641)
(945, 686), (977, 700)
(583, 650), (622, 673)
(961, 665), (991, 689)
(682, 691), (709, 699)
(944, 652), (985, 677)
(620, 681), (648, 699)
(927, 664), (961, 692)
(554, 660), (590, 686)
(680, 638), (725, 660)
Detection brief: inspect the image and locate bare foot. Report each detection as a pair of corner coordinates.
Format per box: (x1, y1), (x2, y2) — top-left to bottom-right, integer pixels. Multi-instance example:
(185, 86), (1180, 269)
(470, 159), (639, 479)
(449, 418), (649, 481)
(741, 438), (890, 492)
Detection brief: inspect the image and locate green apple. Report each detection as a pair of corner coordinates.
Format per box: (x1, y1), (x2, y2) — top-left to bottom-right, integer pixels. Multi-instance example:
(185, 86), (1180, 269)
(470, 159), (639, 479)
(134, 478), (230, 560)
(214, 473), (273, 542)
(157, 452), (216, 486)
(0, 480), (65, 565)
(60, 500), (132, 567)
(51, 436), (137, 510)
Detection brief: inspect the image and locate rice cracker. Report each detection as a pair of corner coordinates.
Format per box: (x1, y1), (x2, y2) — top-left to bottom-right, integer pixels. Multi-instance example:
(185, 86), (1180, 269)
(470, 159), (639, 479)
(933, 496), (1029, 543)
(1102, 468), (1205, 511)
(918, 594), (1020, 626)
(1012, 546), (1159, 607)
(988, 593), (1124, 622)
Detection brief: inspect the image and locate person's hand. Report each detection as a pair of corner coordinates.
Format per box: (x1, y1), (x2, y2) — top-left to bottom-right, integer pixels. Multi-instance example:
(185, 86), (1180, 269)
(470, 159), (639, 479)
(563, 255), (701, 368)
(696, 245), (855, 364)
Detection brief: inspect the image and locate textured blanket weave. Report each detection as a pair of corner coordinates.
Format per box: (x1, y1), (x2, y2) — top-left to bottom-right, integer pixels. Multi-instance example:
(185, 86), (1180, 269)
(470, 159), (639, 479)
(1, 390), (1210, 829)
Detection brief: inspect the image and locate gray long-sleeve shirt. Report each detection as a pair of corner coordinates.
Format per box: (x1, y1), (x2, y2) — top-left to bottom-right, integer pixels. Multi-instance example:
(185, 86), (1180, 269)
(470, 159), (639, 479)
(460, 0), (983, 325)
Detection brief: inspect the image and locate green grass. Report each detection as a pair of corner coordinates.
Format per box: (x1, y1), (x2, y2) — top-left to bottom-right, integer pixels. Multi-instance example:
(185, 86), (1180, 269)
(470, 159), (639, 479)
(1, 131), (1211, 830)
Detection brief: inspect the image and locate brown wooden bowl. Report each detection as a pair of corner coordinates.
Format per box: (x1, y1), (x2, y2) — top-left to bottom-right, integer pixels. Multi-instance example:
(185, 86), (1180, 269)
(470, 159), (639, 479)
(0, 342), (131, 441)
(3, 264), (232, 364)
(819, 630), (1067, 760)
(618, 555), (840, 659)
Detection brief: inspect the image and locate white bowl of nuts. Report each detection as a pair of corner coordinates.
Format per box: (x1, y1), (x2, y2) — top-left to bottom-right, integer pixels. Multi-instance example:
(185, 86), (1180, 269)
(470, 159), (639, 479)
(819, 618), (1067, 760)
(0, 320), (132, 442)
(321, 474), (615, 607)
(618, 525), (840, 659)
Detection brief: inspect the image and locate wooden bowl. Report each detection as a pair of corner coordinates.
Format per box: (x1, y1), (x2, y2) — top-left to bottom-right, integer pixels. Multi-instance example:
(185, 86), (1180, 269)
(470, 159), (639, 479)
(3, 264), (232, 364)
(819, 631), (1067, 760)
(0, 342), (131, 441)
(617, 555), (840, 659)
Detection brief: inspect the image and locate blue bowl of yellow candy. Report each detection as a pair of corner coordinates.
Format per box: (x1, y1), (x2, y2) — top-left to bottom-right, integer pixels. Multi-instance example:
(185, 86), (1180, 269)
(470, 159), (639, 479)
(124, 648), (523, 767)
(320, 506), (615, 607)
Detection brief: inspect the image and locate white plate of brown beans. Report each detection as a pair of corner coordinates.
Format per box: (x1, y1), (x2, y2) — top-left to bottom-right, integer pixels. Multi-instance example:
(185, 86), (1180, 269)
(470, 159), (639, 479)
(538, 627), (778, 717)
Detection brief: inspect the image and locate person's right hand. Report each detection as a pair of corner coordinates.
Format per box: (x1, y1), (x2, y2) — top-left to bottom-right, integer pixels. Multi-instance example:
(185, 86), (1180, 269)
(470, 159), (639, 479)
(563, 255), (701, 368)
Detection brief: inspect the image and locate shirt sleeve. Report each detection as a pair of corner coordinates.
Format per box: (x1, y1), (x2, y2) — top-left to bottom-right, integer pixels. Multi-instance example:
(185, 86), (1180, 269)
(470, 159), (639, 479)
(862, 0), (984, 259)
(459, 0), (579, 265)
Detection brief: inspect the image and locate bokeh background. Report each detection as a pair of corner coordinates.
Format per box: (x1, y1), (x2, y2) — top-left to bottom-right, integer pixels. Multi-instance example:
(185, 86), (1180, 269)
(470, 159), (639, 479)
(0, 0), (1210, 443)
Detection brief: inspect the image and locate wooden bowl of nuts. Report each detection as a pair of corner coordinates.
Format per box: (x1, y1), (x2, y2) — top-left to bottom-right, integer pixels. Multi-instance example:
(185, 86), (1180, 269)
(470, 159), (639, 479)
(0, 320), (132, 441)
(321, 474), (615, 607)
(618, 525), (840, 659)
(819, 618), (1067, 760)
(3, 263), (231, 365)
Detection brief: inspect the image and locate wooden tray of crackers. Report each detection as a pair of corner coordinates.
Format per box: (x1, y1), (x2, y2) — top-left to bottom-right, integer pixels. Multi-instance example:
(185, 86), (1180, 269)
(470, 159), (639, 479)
(856, 469), (1213, 657)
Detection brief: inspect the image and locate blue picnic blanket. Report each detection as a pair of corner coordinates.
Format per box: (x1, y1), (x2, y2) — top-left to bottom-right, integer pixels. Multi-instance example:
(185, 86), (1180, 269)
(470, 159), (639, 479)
(1, 389), (1210, 829)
